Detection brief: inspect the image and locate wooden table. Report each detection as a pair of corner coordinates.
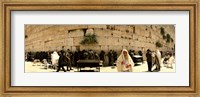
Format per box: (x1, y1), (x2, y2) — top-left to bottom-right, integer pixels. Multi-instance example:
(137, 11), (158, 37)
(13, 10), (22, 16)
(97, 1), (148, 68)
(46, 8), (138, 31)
(77, 60), (100, 72)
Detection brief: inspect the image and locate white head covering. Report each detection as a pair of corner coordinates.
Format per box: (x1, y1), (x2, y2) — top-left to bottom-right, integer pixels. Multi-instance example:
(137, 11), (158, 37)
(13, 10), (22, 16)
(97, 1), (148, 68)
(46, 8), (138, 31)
(156, 49), (162, 65)
(116, 49), (134, 72)
(51, 51), (60, 65)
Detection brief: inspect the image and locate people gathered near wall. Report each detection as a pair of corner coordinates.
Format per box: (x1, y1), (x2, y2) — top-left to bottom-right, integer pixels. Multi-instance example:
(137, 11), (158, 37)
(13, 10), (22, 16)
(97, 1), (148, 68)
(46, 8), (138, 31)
(25, 48), (175, 72)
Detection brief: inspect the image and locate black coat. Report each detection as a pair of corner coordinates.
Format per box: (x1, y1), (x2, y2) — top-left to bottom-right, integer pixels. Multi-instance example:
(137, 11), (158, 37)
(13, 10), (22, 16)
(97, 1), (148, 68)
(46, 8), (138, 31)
(146, 51), (152, 62)
(58, 55), (68, 66)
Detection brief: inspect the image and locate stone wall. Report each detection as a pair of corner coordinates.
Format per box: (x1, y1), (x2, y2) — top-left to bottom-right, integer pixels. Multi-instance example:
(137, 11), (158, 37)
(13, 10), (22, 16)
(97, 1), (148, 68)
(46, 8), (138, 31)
(25, 25), (175, 53)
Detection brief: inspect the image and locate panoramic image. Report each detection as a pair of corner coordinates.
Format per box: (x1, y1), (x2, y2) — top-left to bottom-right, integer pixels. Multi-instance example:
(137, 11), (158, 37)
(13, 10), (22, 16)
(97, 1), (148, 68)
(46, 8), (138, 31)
(25, 25), (175, 72)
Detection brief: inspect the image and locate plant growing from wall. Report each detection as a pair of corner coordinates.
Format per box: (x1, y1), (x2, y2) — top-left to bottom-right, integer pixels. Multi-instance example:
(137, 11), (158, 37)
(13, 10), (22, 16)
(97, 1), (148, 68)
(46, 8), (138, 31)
(80, 34), (98, 44)
(160, 27), (167, 40)
(155, 41), (162, 48)
(160, 27), (165, 35)
(160, 27), (173, 43)
(163, 35), (166, 39)
(166, 33), (171, 43)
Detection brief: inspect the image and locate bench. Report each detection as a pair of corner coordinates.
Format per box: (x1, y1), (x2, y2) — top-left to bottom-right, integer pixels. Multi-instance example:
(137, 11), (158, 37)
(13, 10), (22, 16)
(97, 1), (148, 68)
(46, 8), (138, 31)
(77, 60), (100, 72)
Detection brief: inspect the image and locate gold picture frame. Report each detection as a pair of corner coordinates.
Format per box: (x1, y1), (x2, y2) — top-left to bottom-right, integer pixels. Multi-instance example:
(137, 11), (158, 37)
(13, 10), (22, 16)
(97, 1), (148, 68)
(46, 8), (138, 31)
(0, 0), (199, 97)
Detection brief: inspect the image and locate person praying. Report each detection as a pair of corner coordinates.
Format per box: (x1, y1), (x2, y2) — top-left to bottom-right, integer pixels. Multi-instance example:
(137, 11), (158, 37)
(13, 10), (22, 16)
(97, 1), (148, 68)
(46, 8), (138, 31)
(116, 49), (134, 72)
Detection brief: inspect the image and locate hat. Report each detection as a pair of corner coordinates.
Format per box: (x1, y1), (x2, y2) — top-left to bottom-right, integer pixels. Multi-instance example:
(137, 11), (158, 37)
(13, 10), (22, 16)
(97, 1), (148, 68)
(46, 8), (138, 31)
(147, 49), (151, 52)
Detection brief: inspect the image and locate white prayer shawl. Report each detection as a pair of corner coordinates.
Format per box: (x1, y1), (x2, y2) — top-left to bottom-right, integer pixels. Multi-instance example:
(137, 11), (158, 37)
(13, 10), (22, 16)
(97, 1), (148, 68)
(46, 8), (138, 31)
(51, 51), (60, 66)
(156, 49), (162, 66)
(167, 56), (174, 67)
(116, 49), (135, 72)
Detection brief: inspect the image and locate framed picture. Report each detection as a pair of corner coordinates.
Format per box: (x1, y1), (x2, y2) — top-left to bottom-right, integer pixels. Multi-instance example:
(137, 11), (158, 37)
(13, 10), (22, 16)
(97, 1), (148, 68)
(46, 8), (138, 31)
(1, 0), (199, 97)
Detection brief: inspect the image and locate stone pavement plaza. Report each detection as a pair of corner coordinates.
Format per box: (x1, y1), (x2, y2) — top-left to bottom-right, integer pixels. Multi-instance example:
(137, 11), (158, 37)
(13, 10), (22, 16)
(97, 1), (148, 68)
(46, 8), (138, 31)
(25, 59), (175, 73)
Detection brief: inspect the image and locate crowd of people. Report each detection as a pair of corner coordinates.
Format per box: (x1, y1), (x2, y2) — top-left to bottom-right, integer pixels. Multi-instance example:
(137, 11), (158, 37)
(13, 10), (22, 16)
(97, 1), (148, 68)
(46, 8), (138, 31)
(25, 47), (175, 72)
(116, 49), (175, 72)
(25, 48), (120, 72)
(145, 49), (175, 72)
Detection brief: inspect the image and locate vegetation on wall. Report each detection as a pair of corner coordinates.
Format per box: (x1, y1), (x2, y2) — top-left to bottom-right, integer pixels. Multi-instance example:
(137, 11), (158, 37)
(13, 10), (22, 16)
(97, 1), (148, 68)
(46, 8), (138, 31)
(160, 27), (165, 35)
(155, 41), (163, 48)
(162, 35), (166, 39)
(80, 34), (98, 45)
(160, 27), (174, 43)
(166, 33), (171, 43)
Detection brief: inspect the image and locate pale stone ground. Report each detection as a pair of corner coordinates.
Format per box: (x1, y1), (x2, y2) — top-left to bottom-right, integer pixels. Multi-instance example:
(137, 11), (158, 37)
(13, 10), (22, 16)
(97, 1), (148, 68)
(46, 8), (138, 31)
(25, 59), (175, 73)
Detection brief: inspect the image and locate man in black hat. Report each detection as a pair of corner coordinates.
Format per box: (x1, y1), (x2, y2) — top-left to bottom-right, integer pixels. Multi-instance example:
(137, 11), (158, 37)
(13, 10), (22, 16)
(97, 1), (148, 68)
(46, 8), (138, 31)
(57, 52), (69, 72)
(146, 49), (152, 72)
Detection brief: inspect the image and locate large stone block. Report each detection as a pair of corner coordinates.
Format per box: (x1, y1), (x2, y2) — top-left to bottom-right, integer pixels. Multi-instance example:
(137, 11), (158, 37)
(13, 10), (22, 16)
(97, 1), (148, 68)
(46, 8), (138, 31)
(100, 45), (109, 52)
(129, 40), (135, 46)
(80, 45), (100, 51)
(120, 39), (126, 46)
(65, 25), (88, 30)
(71, 46), (77, 52)
(112, 30), (121, 38)
(135, 25), (150, 37)
(128, 46), (135, 51)
(97, 37), (108, 45)
(86, 28), (94, 35)
(88, 25), (106, 29)
(121, 33), (133, 40)
(107, 37), (119, 45)
(66, 38), (73, 46)
(138, 36), (146, 42)
(68, 29), (84, 37)
(110, 45), (123, 52)
(94, 29), (108, 37)
(73, 37), (84, 46)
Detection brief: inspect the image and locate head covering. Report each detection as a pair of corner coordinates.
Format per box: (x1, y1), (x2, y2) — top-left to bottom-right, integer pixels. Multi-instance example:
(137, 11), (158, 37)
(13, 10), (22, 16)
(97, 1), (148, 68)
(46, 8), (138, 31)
(156, 49), (161, 58)
(155, 49), (162, 66)
(116, 49), (134, 72)
(51, 51), (60, 65)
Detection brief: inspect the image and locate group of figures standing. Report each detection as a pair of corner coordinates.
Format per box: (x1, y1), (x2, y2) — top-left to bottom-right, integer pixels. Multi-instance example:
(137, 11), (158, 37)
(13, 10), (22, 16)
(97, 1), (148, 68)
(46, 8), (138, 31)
(115, 49), (175, 72)
(25, 48), (121, 72)
(147, 49), (175, 72)
(25, 47), (175, 72)
(146, 49), (162, 72)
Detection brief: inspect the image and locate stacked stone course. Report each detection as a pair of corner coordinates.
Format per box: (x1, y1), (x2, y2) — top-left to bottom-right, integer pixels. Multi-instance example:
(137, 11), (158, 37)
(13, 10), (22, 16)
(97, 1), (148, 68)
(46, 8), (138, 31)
(25, 25), (175, 53)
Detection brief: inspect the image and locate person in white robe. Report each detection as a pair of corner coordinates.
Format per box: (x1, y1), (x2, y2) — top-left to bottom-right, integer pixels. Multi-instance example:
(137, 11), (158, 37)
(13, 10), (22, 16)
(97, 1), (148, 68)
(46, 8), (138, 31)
(154, 49), (162, 71)
(116, 49), (135, 72)
(51, 51), (60, 69)
(167, 53), (175, 69)
(43, 59), (50, 69)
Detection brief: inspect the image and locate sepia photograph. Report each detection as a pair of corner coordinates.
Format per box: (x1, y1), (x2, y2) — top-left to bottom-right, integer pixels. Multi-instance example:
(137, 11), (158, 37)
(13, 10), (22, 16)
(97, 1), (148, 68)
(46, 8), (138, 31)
(25, 24), (175, 72)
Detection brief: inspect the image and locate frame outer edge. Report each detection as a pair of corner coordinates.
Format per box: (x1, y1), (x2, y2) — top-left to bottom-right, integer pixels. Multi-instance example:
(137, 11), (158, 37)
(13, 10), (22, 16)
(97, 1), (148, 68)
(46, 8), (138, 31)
(197, 1), (200, 97)
(0, 0), (199, 97)
(1, 1), (6, 96)
(3, 3), (197, 94)
(0, 1), (3, 97)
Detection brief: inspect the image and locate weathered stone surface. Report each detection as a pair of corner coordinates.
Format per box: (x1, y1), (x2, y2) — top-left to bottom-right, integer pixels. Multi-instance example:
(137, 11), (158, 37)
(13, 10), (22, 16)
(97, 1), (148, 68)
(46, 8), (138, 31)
(68, 29), (84, 37)
(80, 45), (100, 51)
(97, 37), (108, 45)
(112, 30), (122, 38)
(73, 37), (83, 46)
(88, 25), (106, 29)
(66, 38), (73, 46)
(95, 29), (114, 37)
(100, 45), (109, 52)
(25, 25), (175, 52)
(106, 37), (119, 45)
(86, 28), (94, 35)
(109, 45), (123, 52)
